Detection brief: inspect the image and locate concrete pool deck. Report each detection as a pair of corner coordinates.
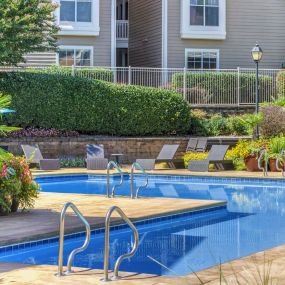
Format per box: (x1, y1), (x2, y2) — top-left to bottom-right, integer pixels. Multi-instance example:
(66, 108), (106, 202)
(1, 168), (285, 284)
(0, 192), (225, 246)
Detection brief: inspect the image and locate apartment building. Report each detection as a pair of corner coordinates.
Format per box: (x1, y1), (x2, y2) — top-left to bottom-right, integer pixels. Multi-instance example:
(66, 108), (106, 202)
(129, 0), (285, 69)
(25, 0), (129, 67)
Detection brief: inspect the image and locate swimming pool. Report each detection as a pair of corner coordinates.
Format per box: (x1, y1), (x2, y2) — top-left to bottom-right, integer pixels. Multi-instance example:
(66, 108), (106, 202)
(1, 175), (285, 276)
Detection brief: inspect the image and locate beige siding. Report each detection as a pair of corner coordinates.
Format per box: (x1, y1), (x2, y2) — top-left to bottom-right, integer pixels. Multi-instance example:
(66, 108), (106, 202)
(27, 0), (112, 67)
(168, 0), (285, 69)
(129, 0), (162, 67)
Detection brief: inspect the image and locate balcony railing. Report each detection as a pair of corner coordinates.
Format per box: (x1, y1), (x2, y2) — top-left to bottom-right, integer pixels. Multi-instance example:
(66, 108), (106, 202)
(116, 20), (128, 40)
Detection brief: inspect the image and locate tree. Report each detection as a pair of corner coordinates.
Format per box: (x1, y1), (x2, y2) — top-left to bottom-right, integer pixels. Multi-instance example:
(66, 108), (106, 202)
(0, 0), (59, 66)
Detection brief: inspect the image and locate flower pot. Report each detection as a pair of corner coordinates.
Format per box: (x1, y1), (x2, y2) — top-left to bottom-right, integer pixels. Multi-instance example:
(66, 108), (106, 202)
(11, 198), (20, 213)
(244, 155), (260, 172)
(269, 158), (284, 172)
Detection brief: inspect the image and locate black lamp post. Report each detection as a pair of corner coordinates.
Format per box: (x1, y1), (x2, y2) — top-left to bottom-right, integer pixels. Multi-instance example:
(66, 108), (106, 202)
(251, 43), (263, 139)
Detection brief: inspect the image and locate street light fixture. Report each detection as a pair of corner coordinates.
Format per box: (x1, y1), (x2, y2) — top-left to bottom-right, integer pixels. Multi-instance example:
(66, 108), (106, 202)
(251, 43), (263, 139)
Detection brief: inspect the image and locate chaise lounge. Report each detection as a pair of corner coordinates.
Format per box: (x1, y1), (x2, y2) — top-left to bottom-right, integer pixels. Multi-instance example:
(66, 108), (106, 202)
(188, 145), (233, 172)
(136, 144), (181, 170)
(86, 144), (109, 170)
(21, 144), (60, 170)
(186, 138), (208, 152)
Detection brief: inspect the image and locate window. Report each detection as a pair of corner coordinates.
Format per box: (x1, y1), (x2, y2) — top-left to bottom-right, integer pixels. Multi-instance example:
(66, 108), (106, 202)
(60, 0), (92, 23)
(185, 49), (219, 69)
(190, 0), (219, 27)
(181, 0), (226, 40)
(58, 47), (93, 66)
(56, 0), (100, 36)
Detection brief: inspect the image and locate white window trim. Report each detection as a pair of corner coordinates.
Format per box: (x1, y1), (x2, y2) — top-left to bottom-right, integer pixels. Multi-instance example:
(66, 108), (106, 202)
(181, 0), (226, 40)
(57, 45), (94, 66)
(54, 0), (100, 36)
(185, 48), (220, 69)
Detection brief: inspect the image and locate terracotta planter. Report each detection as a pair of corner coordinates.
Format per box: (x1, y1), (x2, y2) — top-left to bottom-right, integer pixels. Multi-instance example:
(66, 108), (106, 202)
(244, 155), (260, 172)
(269, 158), (284, 172)
(11, 199), (20, 213)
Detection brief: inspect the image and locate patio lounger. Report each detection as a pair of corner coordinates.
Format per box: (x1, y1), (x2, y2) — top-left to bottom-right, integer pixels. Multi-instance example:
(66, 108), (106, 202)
(196, 138), (208, 152)
(188, 145), (233, 172)
(21, 144), (60, 170)
(136, 144), (181, 170)
(86, 144), (108, 170)
(186, 138), (198, 152)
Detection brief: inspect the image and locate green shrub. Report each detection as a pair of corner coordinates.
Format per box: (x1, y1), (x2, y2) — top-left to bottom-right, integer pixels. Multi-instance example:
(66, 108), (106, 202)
(172, 72), (272, 104)
(60, 157), (86, 168)
(0, 72), (191, 136)
(27, 65), (114, 82)
(276, 71), (285, 97)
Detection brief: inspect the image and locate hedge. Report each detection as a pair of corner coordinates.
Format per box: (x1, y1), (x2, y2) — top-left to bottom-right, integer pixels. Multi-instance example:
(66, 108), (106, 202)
(276, 70), (285, 97)
(0, 72), (191, 136)
(27, 65), (114, 82)
(172, 72), (273, 104)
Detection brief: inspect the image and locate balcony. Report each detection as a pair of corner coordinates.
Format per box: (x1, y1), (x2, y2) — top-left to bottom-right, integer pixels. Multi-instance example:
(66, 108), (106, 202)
(116, 20), (128, 41)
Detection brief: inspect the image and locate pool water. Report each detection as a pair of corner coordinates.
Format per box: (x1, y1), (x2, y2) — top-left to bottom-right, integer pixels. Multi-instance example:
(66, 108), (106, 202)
(1, 175), (285, 276)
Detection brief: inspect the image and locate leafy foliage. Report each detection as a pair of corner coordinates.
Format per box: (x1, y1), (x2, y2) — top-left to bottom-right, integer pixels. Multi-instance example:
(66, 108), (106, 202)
(60, 157), (86, 168)
(0, 154), (40, 215)
(0, 72), (192, 136)
(0, 0), (59, 66)
(268, 135), (285, 159)
(1, 127), (79, 138)
(27, 66), (114, 82)
(276, 71), (285, 98)
(172, 72), (272, 104)
(260, 106), (285, 138)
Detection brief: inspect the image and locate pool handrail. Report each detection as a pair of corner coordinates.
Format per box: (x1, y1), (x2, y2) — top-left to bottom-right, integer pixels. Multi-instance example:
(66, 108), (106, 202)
(131, 162), (148, 199)
(101, 206), (139, 282)
(55, 202), (91, 277)
(276, 150), (285, 177)
(258, 149), (268, 177)
(106, 161), (124, 198)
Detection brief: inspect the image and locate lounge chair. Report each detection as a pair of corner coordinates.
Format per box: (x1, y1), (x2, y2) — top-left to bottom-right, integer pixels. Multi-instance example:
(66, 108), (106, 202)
(188, 145), (233, 172)
(136, 144), (181, 170)
(196, 138), (208, 152)
(186, 138), (198, 152)
(86, 144), (108, 170)
(21, 144), (60, 170)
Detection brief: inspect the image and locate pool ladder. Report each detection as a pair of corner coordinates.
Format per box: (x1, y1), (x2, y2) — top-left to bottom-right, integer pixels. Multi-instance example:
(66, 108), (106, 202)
(107, 161), (124, 198)
(106, 161), (148, 199)
(276, 150), (285, 177)
(258, 149), (268, 177)
(55, 203), (139, 281)
(131, 162), (149, 199)
(55, 202), (91, 276)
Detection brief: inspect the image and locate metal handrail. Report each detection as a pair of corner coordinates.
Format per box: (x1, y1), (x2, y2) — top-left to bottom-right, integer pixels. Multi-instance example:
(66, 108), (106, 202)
(101, 206), (139, 282)
(55, 202), (91, 276)
(130, 162), (148, 199)
(276, 150), (285, 177)
(258, 149), (268, 176)
(107, 161), (123, 198)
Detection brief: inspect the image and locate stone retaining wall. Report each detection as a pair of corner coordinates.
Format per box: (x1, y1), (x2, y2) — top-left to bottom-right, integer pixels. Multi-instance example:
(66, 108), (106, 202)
(2, 136), (249, 164)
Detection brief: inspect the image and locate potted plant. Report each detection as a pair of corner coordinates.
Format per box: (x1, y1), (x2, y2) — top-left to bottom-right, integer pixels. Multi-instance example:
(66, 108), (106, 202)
(268, 136), (285, 172)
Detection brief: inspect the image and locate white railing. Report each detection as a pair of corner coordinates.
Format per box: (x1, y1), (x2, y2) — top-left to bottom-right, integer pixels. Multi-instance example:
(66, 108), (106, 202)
(116, 20), (128, 40)
(1, 65), (284, 107)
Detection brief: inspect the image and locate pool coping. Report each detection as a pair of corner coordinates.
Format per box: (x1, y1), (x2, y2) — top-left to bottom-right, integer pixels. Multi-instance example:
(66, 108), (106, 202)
(0, 204), (226, 253)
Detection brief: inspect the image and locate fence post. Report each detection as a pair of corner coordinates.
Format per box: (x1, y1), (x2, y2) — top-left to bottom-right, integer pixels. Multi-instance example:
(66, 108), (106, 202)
(128, 66), (132, 85)
(183, 67), (187, 100)
(71, 65), (75, 77)
(237, 67), (240, 106)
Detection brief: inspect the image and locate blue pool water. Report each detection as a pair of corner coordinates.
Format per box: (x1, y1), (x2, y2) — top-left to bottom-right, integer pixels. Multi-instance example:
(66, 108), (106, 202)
(1, 175), (285, 276)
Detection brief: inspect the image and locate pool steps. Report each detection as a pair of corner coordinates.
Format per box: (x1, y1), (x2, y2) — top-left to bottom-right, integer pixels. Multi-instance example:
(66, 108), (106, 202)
(55, 202), (139, 282)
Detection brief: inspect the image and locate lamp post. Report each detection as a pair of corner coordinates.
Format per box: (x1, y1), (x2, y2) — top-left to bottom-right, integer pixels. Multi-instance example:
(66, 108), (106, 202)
(251, 43), (263, 139)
